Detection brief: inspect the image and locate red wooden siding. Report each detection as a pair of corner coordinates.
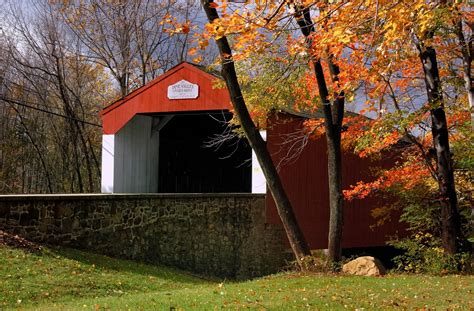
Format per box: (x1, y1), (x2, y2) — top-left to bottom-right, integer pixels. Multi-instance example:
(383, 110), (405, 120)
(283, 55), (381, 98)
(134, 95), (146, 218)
(266, 112), (406, 249)
(101, 62), (232, 134)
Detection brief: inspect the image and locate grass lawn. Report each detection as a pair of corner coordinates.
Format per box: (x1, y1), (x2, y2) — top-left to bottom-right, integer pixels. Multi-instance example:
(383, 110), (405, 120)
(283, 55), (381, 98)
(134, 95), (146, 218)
(0, 245), (472, 310)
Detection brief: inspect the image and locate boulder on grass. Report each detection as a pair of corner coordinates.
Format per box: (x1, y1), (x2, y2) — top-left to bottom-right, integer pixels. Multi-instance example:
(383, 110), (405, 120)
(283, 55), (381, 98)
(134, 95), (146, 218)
(342, 256), (386, 276)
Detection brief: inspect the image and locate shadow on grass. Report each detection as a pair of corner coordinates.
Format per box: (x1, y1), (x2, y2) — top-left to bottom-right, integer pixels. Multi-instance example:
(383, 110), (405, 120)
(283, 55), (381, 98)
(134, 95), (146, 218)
(46, 246), (213, 285)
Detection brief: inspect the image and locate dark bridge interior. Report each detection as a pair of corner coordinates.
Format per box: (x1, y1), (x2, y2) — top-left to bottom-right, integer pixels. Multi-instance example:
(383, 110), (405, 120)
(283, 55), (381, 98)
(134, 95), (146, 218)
(158, 112), (252, 193)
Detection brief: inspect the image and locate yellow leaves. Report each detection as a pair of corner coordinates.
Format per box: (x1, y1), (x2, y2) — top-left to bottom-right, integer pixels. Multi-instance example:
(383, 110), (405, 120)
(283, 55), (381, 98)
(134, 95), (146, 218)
(188, 47), (198, 56)
(167, 21), (192, 35)
(330, 27), (354, 46)
(193, 56), (203, 63)
(187, 47), (203, 63)
(376, 0), (442, 45)
(205, 19), (227, 39)
(346, 92), (355, 103)
(198, 39), (209, 50)
(198, 1), (291, 58)
(196, 0), (464, 135)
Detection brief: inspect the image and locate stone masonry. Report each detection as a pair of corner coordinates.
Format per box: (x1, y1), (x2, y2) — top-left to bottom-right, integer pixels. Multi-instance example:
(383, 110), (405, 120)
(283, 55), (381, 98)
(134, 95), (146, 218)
(0, 193), (287, 279)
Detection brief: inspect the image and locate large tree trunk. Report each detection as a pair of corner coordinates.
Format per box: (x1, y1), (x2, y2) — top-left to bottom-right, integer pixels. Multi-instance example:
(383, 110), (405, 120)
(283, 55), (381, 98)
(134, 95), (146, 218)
(325, 116), (344, 262)
(294, 8), (345, 263)
(201, 0), (311, 265)
(418, 45), (461, 254)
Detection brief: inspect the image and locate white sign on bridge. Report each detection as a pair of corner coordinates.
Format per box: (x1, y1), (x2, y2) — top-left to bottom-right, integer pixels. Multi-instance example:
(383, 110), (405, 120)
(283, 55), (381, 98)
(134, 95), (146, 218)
(167, 79), (199, 99)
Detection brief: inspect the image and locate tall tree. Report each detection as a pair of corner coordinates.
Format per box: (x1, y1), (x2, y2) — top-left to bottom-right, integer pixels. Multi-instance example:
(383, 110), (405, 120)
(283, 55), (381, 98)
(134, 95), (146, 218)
(337, 0), (467, 255)
(201, 0), (311, 267)
(293, 4), (345, 263)
(196, 0), (353, 264)
(384, 0), (464, 254)
(415, 15), (461, 254)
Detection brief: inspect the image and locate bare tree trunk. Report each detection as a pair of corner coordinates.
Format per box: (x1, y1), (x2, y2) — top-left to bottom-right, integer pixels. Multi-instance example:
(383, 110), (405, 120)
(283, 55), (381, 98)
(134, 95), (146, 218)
(53, 52), (87, 192)
(9, 104), (53, 193)
(454, 19), (473, 130)
(294, 7), (345, 263)
(201, 0), (311, 266)
(418, 45), (461, 254)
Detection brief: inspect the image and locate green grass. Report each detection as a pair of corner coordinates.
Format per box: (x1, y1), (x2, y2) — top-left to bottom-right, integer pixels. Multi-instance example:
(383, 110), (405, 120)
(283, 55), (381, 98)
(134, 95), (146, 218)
(1, 245), (472, 310)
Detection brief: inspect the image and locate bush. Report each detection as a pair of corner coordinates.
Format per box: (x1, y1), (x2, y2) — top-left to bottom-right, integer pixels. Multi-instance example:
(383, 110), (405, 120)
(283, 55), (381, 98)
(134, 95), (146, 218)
(390, 232), (471, 274)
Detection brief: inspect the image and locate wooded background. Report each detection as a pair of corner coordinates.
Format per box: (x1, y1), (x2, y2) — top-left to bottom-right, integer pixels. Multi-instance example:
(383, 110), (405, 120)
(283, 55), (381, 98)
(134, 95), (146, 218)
(0, 0), (215, 193)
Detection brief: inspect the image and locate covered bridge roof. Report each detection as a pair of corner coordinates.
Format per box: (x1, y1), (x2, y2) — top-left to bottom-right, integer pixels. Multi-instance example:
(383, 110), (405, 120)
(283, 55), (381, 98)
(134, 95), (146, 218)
(100, 62), (231, 134)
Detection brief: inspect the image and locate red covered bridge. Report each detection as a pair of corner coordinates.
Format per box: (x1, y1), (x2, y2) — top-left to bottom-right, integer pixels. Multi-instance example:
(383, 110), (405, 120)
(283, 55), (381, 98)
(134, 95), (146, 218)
(266, 112), (404, 249)
(100, 62), (405, 250)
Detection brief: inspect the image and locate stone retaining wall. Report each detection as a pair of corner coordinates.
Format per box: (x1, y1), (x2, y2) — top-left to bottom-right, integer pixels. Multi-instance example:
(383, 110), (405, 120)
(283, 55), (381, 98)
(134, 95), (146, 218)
(0, 194), (287, 279)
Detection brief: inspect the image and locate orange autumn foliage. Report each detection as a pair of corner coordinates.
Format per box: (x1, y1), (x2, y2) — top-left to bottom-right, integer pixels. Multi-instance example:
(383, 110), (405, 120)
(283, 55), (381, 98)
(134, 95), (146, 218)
(344, 160), (431, 201)
(196, 0), (472, 208)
